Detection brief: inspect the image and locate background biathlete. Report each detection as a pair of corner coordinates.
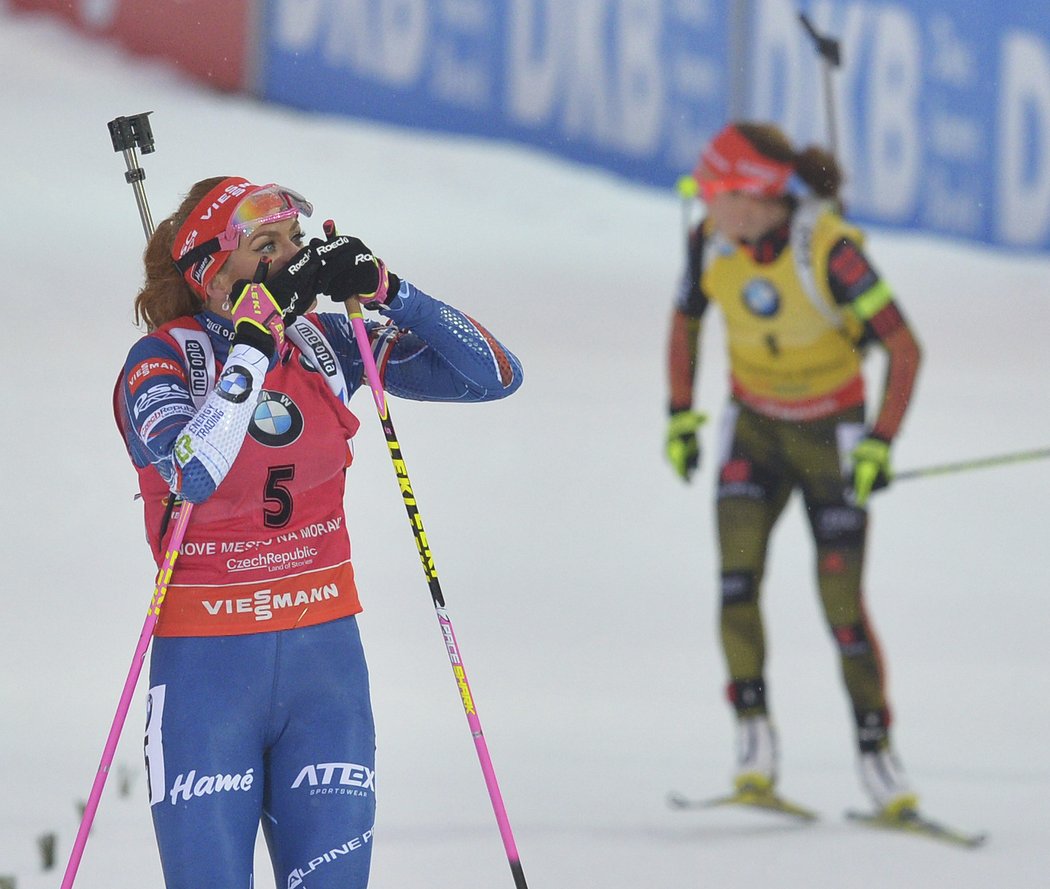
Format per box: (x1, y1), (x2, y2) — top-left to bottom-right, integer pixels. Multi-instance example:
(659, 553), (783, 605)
(115, 176), (523, 889)
(665, 123), (922, 816)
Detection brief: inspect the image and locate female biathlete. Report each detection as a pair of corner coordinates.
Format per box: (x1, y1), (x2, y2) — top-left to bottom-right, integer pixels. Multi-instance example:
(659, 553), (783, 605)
(666, 124), (922, 816)
(115, 177), (522, 888)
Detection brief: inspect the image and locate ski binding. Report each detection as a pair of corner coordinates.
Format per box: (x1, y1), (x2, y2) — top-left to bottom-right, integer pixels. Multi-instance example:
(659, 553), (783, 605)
(846, 807), (988, 848)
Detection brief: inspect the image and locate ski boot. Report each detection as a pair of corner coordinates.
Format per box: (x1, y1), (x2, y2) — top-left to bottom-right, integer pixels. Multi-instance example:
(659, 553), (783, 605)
(734, 713), (778, 794)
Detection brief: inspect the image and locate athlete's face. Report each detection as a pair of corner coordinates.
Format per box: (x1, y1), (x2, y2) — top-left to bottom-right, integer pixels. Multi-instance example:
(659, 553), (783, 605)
(707, 191), (790, 244)
(206, 217), (309, 317)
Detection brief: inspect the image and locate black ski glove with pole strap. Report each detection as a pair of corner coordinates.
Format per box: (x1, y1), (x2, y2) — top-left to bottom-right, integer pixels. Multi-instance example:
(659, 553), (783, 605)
(310, 222), (401, 308)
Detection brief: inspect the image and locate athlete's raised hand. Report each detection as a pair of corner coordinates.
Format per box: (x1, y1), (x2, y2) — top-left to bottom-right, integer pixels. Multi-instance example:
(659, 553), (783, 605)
(311, 221), (400, 308)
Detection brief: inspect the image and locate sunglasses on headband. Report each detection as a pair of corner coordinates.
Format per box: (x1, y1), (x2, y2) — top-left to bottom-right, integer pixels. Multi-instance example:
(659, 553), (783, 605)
(174, 184), (314, 275)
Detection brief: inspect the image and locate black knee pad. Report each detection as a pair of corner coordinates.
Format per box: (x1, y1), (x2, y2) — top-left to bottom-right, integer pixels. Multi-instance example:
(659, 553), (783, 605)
(811, 503), (867, 547)
(721, 570), (757, 606)
(854, 707), (891, 753)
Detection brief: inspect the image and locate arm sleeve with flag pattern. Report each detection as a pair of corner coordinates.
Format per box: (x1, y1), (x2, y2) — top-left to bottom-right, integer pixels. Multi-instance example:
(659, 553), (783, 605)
(314, 279), (523, 402)
(118, 336), (271, 503)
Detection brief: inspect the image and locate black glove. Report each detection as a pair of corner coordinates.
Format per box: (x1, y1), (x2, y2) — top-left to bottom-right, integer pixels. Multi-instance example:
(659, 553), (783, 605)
(269, 243), (325, 323)
(310, 226), (400, 308)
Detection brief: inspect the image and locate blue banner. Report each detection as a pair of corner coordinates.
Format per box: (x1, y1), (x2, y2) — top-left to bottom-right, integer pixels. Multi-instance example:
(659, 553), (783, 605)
(259, 0), (731, 187)
(753, 0), (1050, 250)
(259, 0), (1050, 252)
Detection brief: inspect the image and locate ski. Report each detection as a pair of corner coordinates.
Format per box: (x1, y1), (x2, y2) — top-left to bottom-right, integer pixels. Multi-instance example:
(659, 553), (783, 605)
(846, 808), (988, 848)
(669, 789), (819, 822)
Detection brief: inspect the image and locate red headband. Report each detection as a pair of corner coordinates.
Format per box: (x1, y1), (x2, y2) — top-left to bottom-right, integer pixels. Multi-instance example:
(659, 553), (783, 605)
(171, 178), (261, 296)
(694, 125), (794, 201)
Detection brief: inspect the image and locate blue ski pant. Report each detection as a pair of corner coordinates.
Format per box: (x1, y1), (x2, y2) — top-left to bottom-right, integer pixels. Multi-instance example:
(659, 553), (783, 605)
(145, 615), (376, 888)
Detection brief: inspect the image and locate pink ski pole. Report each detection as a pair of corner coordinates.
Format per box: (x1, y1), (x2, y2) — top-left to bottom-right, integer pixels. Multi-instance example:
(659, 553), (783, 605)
(61, 110), (184, 889)
(60, 502), (193, 889)
(346, 295), (528, 889)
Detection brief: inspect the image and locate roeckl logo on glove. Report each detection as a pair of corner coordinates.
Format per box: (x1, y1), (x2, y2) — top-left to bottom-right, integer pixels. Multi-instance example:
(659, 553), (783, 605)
(287, 252), (312, 276)
(316, 236), (350, 255)
(353, 253), (374, 265)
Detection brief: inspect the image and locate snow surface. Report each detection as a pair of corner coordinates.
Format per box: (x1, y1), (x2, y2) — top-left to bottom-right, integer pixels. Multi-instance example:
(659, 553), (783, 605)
(2, 6), (1049, 888)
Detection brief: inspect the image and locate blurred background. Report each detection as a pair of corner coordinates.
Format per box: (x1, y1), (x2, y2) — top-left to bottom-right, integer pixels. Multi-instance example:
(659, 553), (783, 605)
(7, 0), (1050, 251)
(1, 2), (1048, 888)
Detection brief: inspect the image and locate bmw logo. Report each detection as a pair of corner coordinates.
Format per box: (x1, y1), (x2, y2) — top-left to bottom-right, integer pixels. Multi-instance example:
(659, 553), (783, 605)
(742, 278), (780, 317)
(249, 391), (304, 447)
(216, 364), (253, 403)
